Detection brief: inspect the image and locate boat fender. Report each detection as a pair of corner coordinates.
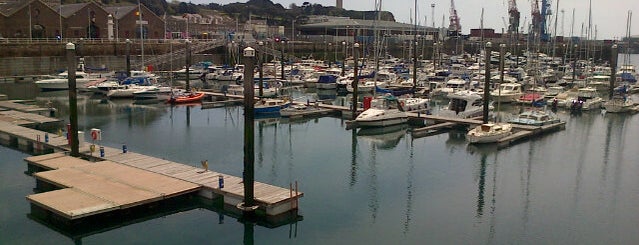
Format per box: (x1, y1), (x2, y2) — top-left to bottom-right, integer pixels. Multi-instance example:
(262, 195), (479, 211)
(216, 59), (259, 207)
(400, 101), (405, 108)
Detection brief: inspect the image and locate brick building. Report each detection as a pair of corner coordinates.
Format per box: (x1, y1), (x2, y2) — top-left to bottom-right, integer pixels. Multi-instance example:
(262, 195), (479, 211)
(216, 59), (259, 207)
(0, 0), (61, 38)
(0, 0), (165, 40)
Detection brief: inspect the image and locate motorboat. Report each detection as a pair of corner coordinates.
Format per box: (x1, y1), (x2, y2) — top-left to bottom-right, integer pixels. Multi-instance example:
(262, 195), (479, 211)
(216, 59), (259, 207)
(466, 123), (513, 144)
(549, 87), (578, 107)
(223, 83), (278, 97)
(516, 92), (546, 107)
(586, 75), (610, 91)
(543, 86), (565, 100)
(316, 74), (338, 90)
(430, 77), (467, 97)
(347, 80), (379, 93)
(167, 92), (205, 104)
(354, 95), (407, 127)
(508, 110), (561, 126)
(35, 71), (101, 91)
(490, 82), (523, 103)
(254, 98), (291, 115)
(439, 90), (492, 119)
(398, 97), (430, 112)
(133, 86), (177, 101)
(568, 87), (603, 111)
(106, 76), (157, 98)
(603, 95), (637, 113)
(280, 103), (322, 117)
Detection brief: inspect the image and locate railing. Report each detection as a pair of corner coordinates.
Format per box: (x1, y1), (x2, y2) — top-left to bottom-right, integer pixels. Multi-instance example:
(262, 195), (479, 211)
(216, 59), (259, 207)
(0, 37), (221, 45)
(133, 39), (226, 69)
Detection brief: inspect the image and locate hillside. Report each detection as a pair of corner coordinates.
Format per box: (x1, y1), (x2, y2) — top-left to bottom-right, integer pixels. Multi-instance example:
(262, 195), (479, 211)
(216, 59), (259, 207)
(66, 0), (395, 26)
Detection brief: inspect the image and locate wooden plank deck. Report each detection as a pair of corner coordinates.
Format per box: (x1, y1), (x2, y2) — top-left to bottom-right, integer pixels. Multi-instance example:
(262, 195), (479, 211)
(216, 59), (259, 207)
(87, 145), (303, 213)
(0, 121), (68, 148)
(0, 110), (61, 124)
(0, 107), (303, 218)
(27, 160), (201, 220)
(0, 100), (51, 114)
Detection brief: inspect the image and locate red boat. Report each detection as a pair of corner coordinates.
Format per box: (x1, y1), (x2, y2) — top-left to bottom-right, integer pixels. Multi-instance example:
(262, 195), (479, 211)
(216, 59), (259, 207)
(516, 92), (546, 106)
(167, 92), (205, 104)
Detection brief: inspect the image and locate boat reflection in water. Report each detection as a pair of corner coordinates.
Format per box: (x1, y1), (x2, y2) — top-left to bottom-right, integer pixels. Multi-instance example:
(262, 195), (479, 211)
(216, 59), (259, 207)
(357, 124), (408, 150)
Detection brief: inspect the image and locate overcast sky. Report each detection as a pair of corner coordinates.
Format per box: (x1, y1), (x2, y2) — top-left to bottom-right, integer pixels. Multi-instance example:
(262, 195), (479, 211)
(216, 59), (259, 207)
(189, 0), (637, 40)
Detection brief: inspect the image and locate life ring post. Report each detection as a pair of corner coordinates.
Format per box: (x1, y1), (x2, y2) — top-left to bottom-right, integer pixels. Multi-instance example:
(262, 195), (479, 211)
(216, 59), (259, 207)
(90, 128), (101, 141)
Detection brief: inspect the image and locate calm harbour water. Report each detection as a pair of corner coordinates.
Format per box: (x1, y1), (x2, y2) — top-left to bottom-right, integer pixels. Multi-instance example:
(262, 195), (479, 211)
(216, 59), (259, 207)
(1, 55), (639, 244)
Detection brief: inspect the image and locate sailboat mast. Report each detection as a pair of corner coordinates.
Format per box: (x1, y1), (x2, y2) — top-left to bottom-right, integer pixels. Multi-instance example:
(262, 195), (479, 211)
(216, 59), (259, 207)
(138, 0), (144, 70)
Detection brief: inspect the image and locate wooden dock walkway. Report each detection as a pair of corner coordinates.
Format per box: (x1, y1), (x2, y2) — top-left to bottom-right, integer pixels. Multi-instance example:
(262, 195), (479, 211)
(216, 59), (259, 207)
(86, 146), (302, 216)
(0, 110), (61, 126)
(0, 121), (68, 151)
(26, 155), (200, 220)
(0, 100), (55, 116)
(0, 119), (302, 220)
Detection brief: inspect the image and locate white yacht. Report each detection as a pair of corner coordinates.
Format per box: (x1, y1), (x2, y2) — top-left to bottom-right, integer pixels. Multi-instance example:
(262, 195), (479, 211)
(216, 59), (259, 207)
(490, 82), (523, 103)
(355, 95), (408, 127)
(467, 123), (513, 144)
(35, 71), (101, 91)
(439, 90), (492, 119)
(568, 87), (603, 110)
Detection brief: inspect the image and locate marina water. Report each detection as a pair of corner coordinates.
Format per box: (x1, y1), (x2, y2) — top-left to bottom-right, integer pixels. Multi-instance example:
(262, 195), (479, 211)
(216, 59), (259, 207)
(1, 55), (639, 244)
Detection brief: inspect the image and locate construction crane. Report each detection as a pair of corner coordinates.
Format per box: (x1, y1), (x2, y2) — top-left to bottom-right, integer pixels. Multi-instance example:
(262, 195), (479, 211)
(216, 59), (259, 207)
(507, 0), (520, 34)
(448, 0), (461, 36)
(531, 0), (542, 39)
(530, 0), (551, 41)
(540, 0), (551, 41)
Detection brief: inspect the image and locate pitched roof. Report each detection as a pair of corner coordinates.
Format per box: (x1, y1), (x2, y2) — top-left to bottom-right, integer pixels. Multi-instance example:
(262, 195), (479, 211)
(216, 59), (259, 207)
(103, 5), (136, 20)
(58, 3), (89, 18)
(0, 0), (33, 17)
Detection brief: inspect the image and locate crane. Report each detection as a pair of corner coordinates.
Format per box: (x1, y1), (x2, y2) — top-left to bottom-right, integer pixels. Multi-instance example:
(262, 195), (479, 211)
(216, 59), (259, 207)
(507, 0), (520, 34)
(531, 0), (542, 38)
(530, 0), (551, 41)
(540, 0), (551, 41)
(448, 0), (461, 36)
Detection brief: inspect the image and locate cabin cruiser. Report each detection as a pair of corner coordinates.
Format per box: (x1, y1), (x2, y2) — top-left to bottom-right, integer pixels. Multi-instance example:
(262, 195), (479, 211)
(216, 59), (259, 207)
(508, 110), (561, 126)
(439, 90), (492, 119)
(568, 87), (603, 111)
(466, 123), (513, 144)
(35, 71), (101, 91)
(490, 82), (523, 103)
(355, 95), (408, 127)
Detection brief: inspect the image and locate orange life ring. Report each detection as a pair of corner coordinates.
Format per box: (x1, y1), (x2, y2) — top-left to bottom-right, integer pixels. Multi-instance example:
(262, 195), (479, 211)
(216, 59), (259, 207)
(91, 131), (98, 140)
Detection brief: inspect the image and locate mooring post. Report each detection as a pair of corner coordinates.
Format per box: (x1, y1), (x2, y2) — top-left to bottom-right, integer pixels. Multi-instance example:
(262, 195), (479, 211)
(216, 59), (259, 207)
(242, 46), (257, 213)
(125, 39), (131, 77)
(66, 42), (79, 157)
(609, 44), (618, 100)
(483, 42), (492, 124)
(351, 42), (360, 119)
(185, 39), (191, 91)
(258, 41), (264, 97)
